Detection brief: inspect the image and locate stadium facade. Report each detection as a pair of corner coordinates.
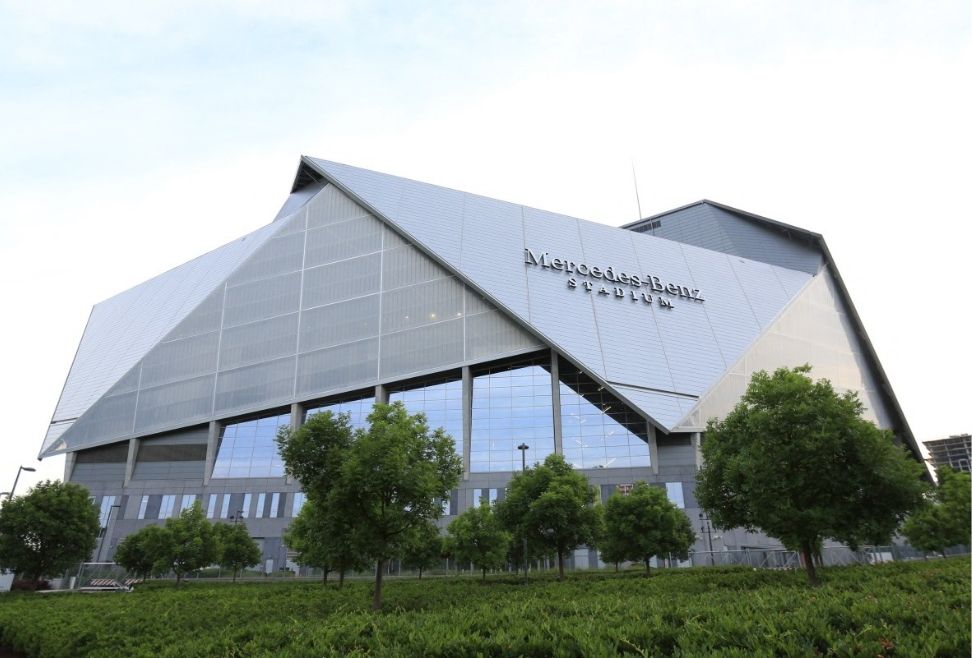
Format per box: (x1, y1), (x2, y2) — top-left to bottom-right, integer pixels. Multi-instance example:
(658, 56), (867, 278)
(41, 157), (920, 571)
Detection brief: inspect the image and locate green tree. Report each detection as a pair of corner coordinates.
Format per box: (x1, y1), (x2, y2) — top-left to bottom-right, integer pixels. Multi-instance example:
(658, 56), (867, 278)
(284, 500), (364, 587)
(0, 480), (99, 585)
(602, 482), (695, 574)
(447, 505), (511, 581)
(902, 467), (971, 557)
(400, 520), (443, 579)
(214, 522), (261, 581)
(495, 454), (600, 580)
(278, 402), (462, 610)
(113, 525), (171, 581)
(159, 503), (219, 584)
(695, 366), (928, 585)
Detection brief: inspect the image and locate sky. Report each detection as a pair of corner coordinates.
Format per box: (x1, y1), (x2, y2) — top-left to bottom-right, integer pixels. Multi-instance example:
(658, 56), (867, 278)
(1, 1), (969, 495)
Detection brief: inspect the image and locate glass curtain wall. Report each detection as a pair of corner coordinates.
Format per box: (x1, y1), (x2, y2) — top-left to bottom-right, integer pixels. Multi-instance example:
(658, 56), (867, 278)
(212, 411), (291, 478)
(305, 394), (376, 430)
(558, 359), (650, 469)
(388, 374), (463, 449)
(470, 357), (555, 472)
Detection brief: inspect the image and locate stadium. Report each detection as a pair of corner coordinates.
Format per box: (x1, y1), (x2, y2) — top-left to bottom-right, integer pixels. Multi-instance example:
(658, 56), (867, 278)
(40, 157), (920, 572)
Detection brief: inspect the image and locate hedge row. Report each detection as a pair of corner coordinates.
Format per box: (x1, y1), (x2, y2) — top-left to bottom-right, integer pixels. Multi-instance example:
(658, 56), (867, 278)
(1, 558), (968, 657)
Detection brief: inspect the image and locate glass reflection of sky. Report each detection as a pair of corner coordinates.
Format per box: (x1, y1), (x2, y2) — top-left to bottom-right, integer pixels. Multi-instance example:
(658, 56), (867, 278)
(559, 362), (650, 469)
(389, 377), (462, 447)
(471, 363), (554, 472)
(305, 396), (375, 430)
(212, 412), (291, 478)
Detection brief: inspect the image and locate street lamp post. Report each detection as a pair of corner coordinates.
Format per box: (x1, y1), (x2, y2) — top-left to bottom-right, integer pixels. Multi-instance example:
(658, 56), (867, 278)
(517, 443), (529, 583)
(8, 466), (37, 500)
(698, 512), (715, 566)
(231, 509), (244, 525)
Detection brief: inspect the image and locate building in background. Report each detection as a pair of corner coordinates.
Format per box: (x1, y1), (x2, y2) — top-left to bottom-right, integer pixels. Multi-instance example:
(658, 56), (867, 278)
(924, 434), (971, 474)
(40, 157), (921, 571)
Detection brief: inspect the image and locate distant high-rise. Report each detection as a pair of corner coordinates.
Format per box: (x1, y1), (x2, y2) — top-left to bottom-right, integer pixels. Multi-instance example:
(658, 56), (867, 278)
(924, 434), (971, 474)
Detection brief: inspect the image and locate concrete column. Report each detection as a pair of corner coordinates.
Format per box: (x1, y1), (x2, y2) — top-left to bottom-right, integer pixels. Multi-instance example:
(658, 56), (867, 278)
(203, 420), (219, 486)
(375, 384), (388, 404)
(290, 403), (304, 430)
(462, 366), (472, 480)
(63, 452), (76, 482)
(692, 432), (703, 470)
(648, 425), (660, 475)
(550, 352), (562, 455)
(124, 438), (139, 486)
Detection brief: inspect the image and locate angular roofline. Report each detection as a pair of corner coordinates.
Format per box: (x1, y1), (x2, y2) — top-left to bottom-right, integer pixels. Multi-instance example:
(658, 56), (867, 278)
(626, 199), (919, 460)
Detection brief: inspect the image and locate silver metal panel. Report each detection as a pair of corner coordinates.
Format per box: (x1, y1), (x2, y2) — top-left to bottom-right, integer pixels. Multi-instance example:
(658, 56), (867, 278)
(303, 253), (381, 309)
(45, 219), (283, 455)
(296, 338), (380, 397)
(273, 181), (326, 223)
(464, 310), (543, 361)
(299, 295), (380, 353)
(305, 183), (371, 229)
(63, 391), (137, 445)
(381, 276), (464, 334)
(382, 244), (447, 290)
(226, 232), (305, 287)
(140, 331), (220, 388)
(219, 313), (299, 371)
(164, 289), (224, 341)
(223, 272), (301, 328)
(304, 215), (383, 269)
(214, 357), (296, 413)
(380, 319), (465, 379)
(134, 375), (216, 433)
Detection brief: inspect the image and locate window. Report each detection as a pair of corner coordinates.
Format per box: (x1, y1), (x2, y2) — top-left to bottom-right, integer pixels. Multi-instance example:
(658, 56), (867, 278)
(269, 492), (280, 518)
(559, 360), (650, 469)
(665, 482), (685, 509)
(179, 494), (197, 513)
(256, 493), (266, 518)
(138, 495), (149, 520)
(616, 483), (634, 496)
(241, 493), (252, 518)
(159, 495), (176, 519)
(207, 494), (218, 519)
(220, 493), (231, 519)
(212, 412), (291, 479)
(292, 492), (306, 517)
(98, 495), (117, 528)
(388, 376), (462, 447)
(471, 359), (554, 472)
(306, 395), (375, 430)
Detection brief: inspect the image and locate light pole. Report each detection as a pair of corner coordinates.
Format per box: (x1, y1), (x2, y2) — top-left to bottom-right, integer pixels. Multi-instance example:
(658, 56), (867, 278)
(517, 443), (529, 583)
(698, 512), (714, 566)
(231, 509), (244, 525)
(8, 466), (37, 500)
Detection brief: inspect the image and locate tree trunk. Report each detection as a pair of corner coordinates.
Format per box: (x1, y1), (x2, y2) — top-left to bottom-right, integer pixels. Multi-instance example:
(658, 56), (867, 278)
(232, 568), (238, 582)
(557, 550), (565, 581)
(614, 562), (619, 573)
(418, 567), (423, 580)
(338, 569), (345, 589)
(482, 567), (487, 582)
(176, 572), (183, 586)
(800, 542), (820, 586)
(645, 559), (651, 575)
(372, 560), (384, 611)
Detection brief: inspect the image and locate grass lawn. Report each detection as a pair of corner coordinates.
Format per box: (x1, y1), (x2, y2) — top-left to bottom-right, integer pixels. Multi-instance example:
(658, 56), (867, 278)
(1, 557), (968, 657)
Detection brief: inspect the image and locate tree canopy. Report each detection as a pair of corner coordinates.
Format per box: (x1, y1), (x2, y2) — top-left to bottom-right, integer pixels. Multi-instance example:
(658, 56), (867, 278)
(902, 467), (971, 556)
(160, 503), (220, 584)
(602, 482), (695, 574)
(495, 454), (599, 580)
(113, 525), (171, 581)
(214, 522), (262, 581)
(284, 499), (365, 586)
(400, 520), (443, 579)
(447, 505), (510, 581)
(0, 480), (100, 584)
(695, 365), (927, 585)
(277, 401), (462, 610)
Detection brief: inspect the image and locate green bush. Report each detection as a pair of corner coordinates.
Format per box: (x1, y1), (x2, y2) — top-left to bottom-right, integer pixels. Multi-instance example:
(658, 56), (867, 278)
(1, 558), (968, 657)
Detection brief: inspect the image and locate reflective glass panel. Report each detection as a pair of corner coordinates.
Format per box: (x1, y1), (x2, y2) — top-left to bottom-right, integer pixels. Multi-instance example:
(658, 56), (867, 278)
(241, 493), (252, 517)
(292, 492), (306, 517)
(270, 492), (280, 518)
(305, 395), (375, 431)
(138, 495), (149, 520)
(256, 493), (266, 518)
(471, 359), (554, 472)
(212, 412), (291, 478)
(98, 495), (117, 528)
(388, 375), (462, 448)
(206, 494), (217, 519)
(559, 360), (650, 469)
(159, 494), (176, 519)
(180, 494), (197, 513)
(220, 493), (231, 518)
(665, 482), (685, 508)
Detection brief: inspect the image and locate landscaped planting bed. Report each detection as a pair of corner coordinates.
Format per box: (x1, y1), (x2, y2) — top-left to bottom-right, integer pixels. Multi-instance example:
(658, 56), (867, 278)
(1, 558), (968, 657)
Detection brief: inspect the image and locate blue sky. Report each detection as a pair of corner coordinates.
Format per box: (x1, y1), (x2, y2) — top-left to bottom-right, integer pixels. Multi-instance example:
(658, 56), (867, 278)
(1, 1), (970, 490)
